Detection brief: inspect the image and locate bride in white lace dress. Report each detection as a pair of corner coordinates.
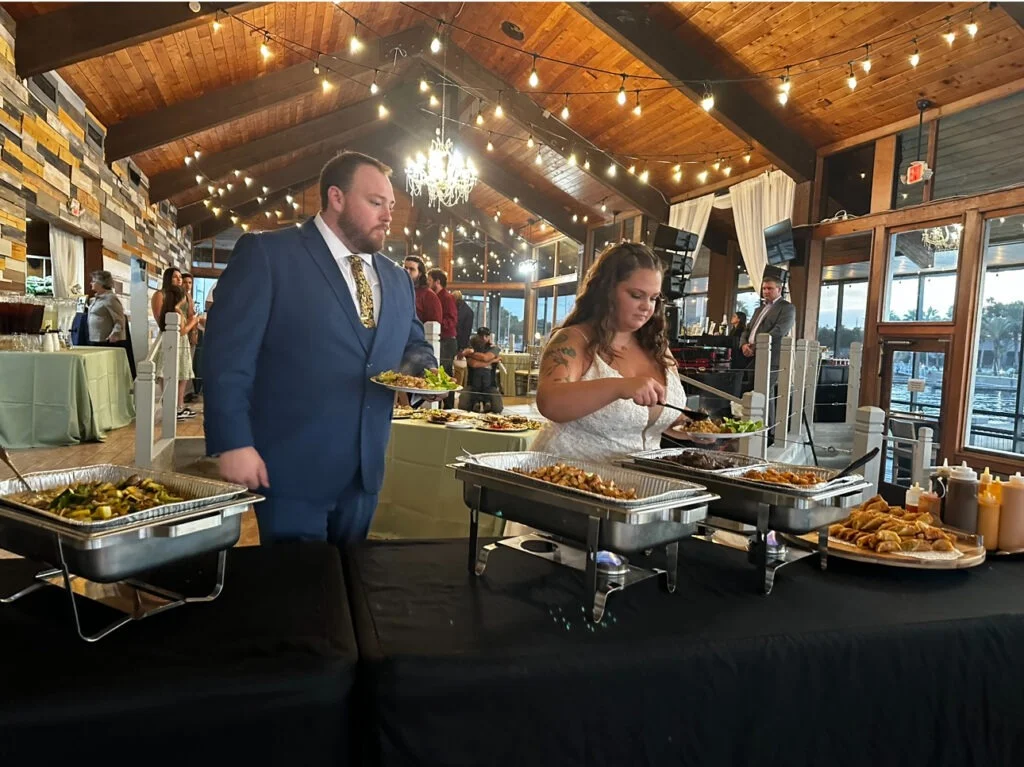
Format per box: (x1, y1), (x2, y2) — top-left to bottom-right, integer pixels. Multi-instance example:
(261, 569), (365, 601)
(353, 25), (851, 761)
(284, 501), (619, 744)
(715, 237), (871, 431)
(532, 242), (687, 462)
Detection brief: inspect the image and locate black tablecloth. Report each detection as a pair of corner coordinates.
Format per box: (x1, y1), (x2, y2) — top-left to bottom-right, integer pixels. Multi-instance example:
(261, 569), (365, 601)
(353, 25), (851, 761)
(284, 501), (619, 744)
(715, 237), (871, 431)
(348, 539), (1024, 767)
(0, 544), (356, 763)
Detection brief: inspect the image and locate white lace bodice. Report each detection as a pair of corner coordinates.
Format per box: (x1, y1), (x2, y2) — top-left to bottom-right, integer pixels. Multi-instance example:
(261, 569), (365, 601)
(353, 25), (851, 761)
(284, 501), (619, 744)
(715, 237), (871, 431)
(532, 354), (685, 463)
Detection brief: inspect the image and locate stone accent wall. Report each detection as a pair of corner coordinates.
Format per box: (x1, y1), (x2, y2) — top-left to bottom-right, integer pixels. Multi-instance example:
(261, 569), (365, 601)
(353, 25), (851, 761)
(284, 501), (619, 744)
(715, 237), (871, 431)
(0, 6), (189, 293)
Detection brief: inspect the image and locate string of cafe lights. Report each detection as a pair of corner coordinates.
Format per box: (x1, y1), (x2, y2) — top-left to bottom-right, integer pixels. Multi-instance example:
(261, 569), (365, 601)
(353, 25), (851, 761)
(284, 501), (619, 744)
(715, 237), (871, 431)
(191, 2), (986, 231)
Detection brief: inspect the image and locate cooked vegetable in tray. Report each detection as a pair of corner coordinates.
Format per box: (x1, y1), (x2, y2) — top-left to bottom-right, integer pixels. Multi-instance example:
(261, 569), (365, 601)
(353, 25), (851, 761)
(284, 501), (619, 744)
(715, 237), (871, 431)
(8, 476), (184, 522)
(512, 463), (639, 500)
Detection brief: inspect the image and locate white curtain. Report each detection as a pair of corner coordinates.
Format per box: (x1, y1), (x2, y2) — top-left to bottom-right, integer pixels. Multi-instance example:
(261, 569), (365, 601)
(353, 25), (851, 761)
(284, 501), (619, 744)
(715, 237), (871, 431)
(668, 192), (715, 257)
(730, 170), (796, 292)
(49, 225), (85, 298)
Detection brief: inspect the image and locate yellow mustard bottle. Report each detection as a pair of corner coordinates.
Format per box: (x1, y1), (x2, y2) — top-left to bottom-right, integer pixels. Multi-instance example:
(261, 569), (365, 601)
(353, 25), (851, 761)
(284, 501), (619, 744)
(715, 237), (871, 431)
(977, 486), (1001, 552)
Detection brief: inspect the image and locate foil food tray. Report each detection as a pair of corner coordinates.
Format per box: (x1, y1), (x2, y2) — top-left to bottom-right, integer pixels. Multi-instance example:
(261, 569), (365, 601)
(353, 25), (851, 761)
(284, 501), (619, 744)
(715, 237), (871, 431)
(459, 451), (706, 509)
(0, 464), (248, 532)
(629, 447), (771, 475)
(715, 462), (862, 495)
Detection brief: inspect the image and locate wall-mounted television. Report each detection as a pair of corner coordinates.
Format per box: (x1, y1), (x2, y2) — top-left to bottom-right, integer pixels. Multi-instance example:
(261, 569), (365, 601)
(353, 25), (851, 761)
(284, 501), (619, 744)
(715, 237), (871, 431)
(764, 218), (797, 265)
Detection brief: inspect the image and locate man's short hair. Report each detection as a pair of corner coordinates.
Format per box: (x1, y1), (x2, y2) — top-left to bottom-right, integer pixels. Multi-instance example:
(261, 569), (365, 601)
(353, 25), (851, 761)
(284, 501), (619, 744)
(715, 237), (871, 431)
(451, 290), (463, 301)
(427, 268), (448, 288)
(181, 271), (193, 280)
(476, 326), (491, 336)
(91, 270), (114, 290)
(319, 150), (392, 209)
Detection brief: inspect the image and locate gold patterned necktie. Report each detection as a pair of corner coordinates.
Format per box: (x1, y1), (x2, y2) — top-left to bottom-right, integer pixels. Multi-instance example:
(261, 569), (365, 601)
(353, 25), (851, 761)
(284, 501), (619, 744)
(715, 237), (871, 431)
(348, 255), (376, 329)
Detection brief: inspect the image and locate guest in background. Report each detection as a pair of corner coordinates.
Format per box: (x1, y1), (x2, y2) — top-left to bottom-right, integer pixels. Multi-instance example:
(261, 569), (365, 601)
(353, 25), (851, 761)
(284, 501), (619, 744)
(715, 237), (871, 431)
(404, 256), (442, 325)
(151, 267), (181, 324)
(738, 274), (795, 443)
(428, 268), (458, 383)
(728, 310), (748, 372)
(181, 272), (203, 402)
(154, 284), (200, 420)
(729, 311), (747, 337)
(454, 290), (474, 351)
(87, 270), (125, 344)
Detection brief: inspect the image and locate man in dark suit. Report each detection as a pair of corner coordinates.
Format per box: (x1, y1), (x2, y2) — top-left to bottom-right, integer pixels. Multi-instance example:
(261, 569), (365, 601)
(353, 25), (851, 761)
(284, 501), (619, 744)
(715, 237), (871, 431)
(739, 273), (796, 441)
(202, 151), (437, 545)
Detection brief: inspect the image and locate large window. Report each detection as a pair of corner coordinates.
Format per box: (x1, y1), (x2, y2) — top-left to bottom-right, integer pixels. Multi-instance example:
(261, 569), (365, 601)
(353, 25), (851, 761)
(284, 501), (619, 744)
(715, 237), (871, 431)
(535, 243), (556, 280)
(192, 276), (216, 312)
(494, 293), (525, 351)
(817, 279), (867, 358)
(555, 284), (576, 325)
(820, 142), (874, 219)
(534, 288), (554, 341)
(966, 213), (1024, 457)
(556, 240), (580, 276)
(460, 291), (487, 329)
(682, 276), (708, 331)
(25, 255), (53, 296)
(884, 226), (960, 322)
(735, 271), (759, 321)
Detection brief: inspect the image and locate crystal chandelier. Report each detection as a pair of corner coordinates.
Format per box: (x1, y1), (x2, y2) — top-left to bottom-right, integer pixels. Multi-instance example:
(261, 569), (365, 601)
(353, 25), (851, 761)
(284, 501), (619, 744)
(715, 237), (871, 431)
(921, 223), (961, 251)
(405, 135), (478, 210)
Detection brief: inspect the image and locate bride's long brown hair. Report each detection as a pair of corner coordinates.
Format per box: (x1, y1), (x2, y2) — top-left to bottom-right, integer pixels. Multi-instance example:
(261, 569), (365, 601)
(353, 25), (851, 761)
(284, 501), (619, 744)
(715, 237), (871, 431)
(557, 241), (672, 367)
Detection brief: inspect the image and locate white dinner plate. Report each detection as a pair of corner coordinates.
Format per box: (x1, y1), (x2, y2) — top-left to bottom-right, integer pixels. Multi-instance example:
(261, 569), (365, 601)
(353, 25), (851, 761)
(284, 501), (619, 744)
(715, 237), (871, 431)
(372, 378), (462, 396)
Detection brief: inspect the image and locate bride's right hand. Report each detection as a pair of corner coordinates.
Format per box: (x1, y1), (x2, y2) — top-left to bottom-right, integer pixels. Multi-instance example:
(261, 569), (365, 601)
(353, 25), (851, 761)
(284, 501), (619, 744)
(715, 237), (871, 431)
(618, 376), (666, 407)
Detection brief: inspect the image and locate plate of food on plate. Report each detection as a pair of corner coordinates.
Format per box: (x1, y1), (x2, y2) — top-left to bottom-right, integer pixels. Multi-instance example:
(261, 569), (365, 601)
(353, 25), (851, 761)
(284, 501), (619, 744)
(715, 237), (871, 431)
(669, 417), (768, 441)
(392, 405), (418, 420)
(477, 414), (544, 432)
(372, 368), (462, 396)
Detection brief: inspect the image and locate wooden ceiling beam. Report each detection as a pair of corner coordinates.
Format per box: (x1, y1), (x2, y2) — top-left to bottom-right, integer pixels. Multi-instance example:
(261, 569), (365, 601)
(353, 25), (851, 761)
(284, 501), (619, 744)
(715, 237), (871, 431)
(150, 80), (421, 203)
(387, 91), (589, 244)
(419, 43), (668, 222)
(105, 24), (432, 162)
(571, 2), (817, 182)
(15, 3), (266, 79)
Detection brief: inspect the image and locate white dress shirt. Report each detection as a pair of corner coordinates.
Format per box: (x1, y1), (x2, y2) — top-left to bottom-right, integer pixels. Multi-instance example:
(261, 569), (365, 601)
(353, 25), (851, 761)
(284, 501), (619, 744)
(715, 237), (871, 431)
(314, 213), (381, 325)
(747, 296), (779, 341)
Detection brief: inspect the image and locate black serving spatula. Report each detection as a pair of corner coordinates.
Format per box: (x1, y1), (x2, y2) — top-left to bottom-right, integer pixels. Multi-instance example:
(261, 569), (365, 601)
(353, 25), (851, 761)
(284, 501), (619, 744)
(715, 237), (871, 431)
(833, 447), (879, 481)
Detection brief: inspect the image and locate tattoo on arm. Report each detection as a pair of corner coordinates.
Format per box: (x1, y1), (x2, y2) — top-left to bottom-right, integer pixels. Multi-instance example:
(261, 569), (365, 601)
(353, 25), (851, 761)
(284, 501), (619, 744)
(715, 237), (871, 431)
(541, 333), (578, 382)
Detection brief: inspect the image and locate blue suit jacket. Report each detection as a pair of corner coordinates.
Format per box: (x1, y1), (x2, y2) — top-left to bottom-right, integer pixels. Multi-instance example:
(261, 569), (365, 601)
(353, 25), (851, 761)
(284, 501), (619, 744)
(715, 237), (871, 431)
(202, 217), (437, 501)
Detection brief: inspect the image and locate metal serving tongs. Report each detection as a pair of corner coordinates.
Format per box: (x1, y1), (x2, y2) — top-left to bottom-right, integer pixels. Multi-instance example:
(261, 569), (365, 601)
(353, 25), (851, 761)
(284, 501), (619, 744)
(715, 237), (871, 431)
(657, 402), (710, 421)
(0, 444), (32, 493)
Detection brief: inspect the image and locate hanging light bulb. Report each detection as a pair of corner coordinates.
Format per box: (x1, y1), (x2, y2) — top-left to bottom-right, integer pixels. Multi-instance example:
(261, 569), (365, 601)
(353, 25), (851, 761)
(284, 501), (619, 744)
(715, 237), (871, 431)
(607, 163), (617, 177)
(567, 151), (577, 166)
(231, 215), (239, 225)
(419, 78), (430, 93)
(535, 151), (543, 166)
(349, 20), (363, 54)
(262, 185), (270, 194)
(943, 18), (956, 46)
(583, 155), (590, 171)
(628, 164), (636, 175)
(743, 152), (752, 164)
(244, 177), (253, 186)
(195, 174), (204, 184)
(722, 166), (732, 177)
(600, 200), (607, 213)
(700, 86), (715, 111)
(203, 199), (211, 208)
(910, 38), (920, 67)
(429, 93), (439, 107)
(226, 183), (234, 191)
(207, 185), (215, 194)
(211, 18), (221, 32)
(966, 13), (978, 38)
(639, 167), (650, 184)
(475, 106), (484, 126)
(582, 215), (588, 223)
(430, 21), (443, 54)
(369, 70), (379, 95)
(528, 54), (539, 88)
(256, 196), (264, 204)
(632, 91), (642, 116)
(697, 168), (709, 184)
(321, 77), (333, 93)
(193, 149), (201, 159)
(378, 103), (389, 119)
(862, 45), (872, 73)
(711, 159), (721, 172)
(184, 155), (193, 166)
(673, 168), (683, 183)
(241, 223), (250, 232)
(486, 133), (494, 152)
(572, 214), (578, 223)
(561, 94), (570, 121)
(846, 62), (857, 91)
(312, 58), (320, 76)
(494, 92), (504, 118)
(286, 194), (294, 204)
(292, 201), (300, 210)
(233, 169), (242, 178)
(778, 68), (791, 105)
(527, 134), (535, 149)
(260, 34), (272, 61)
(617, 74), (627, 106)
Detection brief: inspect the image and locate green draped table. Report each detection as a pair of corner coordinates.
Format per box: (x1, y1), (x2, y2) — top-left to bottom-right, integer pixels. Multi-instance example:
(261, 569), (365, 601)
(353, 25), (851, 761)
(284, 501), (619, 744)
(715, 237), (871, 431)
(372, 419), (538, 539)
(0, 348), (135, 448)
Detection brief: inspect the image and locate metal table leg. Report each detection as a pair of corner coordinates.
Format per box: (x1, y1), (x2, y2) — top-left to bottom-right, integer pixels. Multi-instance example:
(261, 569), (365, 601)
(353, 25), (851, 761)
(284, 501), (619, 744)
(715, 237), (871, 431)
(585, 516), (605, 623)
(818, 527), (829, 571)
(662, 541), (679, 593)
(468, 506), (480, 575)
(0, 567), (61, 603)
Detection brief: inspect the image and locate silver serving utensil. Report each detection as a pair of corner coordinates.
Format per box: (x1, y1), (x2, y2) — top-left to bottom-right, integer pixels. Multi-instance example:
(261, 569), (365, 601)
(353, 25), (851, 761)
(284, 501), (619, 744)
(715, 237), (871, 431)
(658, 402), (711, 421)
(0, 444), (32, 493)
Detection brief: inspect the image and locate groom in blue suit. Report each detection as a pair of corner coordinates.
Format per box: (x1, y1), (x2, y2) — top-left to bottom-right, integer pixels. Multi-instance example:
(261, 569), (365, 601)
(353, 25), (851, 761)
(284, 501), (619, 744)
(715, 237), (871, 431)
(202, 151), (437, 545)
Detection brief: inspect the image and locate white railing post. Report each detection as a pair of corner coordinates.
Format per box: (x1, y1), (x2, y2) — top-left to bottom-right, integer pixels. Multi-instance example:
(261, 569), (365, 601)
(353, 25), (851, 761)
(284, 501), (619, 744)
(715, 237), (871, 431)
(754, 332), (772, 408)
(161, 314), (179, 439)
(424, 320), (441, 364)
(913, 426), (934, 489)
(135, 360), (156, 468)
(853, 405), (885, 495)
(846, 341), (863, 425)
(776, 336), (794, 443)
(741, 391), (767, 459)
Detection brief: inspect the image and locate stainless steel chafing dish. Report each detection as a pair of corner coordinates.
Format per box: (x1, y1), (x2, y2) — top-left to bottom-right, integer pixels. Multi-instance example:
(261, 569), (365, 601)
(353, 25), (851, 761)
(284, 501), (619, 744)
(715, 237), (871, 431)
(452, 451), (719, 622)
(624, 448), (871, 594)
(0, 465), (260, 641)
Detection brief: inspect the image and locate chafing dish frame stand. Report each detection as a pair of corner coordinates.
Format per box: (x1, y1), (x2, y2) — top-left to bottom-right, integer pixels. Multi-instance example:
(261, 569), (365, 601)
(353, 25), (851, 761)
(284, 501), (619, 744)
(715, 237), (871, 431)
(466, 486), (678, 623)
(1, 537), (227, 642)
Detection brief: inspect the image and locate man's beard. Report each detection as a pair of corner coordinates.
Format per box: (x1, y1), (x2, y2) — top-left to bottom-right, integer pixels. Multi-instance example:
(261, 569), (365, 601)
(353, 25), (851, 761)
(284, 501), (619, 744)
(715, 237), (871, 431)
(338, 209), (385, 254)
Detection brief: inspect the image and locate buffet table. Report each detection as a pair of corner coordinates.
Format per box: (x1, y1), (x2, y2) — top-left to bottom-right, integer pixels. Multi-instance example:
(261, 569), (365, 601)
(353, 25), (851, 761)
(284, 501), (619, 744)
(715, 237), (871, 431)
(348, 538), (1024, 767)
(0, 543), (356, 763)
(0, 348), (135, 447)
(372, 419), (537, 539)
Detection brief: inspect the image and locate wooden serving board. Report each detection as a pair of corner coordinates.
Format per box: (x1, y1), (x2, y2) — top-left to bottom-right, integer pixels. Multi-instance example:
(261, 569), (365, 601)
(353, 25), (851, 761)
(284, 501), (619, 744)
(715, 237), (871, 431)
(792, 533), (987, 570)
